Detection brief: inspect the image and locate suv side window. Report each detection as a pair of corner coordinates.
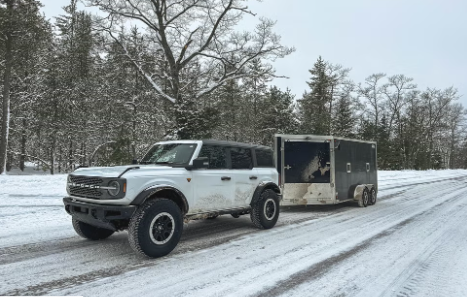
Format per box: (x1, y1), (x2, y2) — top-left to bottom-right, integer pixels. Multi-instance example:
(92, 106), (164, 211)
(255, 149), (274, 167)
(230, 147), (252, 169)
(198, 145), (227, 169)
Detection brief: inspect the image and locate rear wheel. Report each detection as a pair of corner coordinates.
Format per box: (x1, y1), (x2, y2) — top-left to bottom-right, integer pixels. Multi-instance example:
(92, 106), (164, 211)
(250, 189), (280, 229)
(369, 187), (377, 205)
(128, 198), (183, 258)
(358, 188), (369, 207)
(72, 218), (114, 240)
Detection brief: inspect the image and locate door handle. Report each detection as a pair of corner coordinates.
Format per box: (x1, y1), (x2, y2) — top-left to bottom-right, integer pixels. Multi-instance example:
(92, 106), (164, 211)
(221, 176), (231, 181)
(249, 176), (258, 180)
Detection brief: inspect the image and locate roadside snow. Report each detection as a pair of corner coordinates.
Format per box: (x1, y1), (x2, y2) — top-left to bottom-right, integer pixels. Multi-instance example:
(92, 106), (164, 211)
(0, 174), (71, 247)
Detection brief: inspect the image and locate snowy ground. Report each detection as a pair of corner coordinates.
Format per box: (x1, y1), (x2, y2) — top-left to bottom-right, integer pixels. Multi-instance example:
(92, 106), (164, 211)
(1, 170), (467, 296)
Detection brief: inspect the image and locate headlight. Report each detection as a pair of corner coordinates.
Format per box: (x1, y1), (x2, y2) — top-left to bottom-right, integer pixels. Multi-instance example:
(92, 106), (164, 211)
(108, 180), (120, 196)
(66, 175), (71, 193)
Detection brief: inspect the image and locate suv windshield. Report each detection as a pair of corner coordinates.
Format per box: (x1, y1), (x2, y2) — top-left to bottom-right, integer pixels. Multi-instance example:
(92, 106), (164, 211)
(140, 143), (197, 165)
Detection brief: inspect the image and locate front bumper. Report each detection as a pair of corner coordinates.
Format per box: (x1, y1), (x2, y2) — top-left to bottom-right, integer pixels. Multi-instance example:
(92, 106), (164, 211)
(63, 197), (136, 231)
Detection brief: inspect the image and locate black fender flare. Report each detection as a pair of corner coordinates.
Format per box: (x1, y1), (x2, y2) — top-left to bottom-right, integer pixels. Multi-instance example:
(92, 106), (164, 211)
(250, 182), (281, 207)
(131, 185), (189, 214)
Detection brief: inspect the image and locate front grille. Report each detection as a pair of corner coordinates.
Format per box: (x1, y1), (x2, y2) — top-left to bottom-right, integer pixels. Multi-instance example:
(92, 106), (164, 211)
(69, 175), (104, 199)
(70, 176), (103, 186)
(69, 186), (103, 198)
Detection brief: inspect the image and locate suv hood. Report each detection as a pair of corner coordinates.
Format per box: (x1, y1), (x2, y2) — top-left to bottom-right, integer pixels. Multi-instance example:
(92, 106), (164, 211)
(71, 164), (172, 178)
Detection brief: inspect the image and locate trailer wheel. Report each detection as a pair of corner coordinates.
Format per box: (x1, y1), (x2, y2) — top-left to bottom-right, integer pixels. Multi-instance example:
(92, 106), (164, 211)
(369, 188), (377, 205)
(358, 188), (369, 207)
(207, 215), (218, 220)
(231, 213), (240, 218)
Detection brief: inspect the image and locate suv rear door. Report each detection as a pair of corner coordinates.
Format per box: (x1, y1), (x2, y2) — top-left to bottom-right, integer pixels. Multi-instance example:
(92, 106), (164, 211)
(229, 146), (258, 208)
(254, 148), (277, 185)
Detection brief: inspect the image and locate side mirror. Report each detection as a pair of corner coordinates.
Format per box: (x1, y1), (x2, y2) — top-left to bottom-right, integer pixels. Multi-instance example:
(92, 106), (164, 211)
(191, 157), (209, 170)
(131, 159), (138, 164)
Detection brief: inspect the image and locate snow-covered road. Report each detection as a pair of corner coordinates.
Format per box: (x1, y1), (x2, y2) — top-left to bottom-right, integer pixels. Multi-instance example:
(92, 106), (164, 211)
(1, 170), (467, 296)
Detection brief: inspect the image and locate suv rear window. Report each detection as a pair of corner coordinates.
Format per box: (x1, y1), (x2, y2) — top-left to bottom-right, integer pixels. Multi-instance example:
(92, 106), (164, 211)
(255, 149), (274, 167)
(230, 147), (252, 169)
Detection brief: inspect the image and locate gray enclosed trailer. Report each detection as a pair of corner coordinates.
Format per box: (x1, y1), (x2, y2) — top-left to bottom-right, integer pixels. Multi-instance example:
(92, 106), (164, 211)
(274, 134), (377, 207)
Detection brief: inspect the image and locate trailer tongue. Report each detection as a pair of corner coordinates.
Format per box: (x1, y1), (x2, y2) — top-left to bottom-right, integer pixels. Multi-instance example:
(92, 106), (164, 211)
(275, 134), (377, 207)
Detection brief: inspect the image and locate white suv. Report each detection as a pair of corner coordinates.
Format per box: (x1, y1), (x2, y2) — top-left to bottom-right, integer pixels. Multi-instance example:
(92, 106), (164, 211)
(63, 140), (281, 258)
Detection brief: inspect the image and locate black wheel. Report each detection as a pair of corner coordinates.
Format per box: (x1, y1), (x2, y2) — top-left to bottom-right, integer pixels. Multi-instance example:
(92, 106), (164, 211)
(250, 189), (280, 229)
(358, 188), (369, 207)
(207, 215), (219, 220)
(72, 218), (114, 240)
(231, 213), (240, 218)
(128, 198), (183, 258)
(369, 187), (377, 205)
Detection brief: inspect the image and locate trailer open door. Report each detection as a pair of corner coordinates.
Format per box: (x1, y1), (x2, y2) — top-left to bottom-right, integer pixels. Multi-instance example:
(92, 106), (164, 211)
(279, 137), (334, 205)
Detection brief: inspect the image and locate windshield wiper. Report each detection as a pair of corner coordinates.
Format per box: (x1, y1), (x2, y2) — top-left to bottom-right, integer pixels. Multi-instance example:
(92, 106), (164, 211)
(155, 161), (174, 165)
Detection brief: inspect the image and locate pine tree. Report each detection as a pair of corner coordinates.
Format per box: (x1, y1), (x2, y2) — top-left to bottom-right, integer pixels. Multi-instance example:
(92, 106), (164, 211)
(0, 0), (50, 173)
(244, 59), (271, 143)
(332, 95), (355, 138)
(298, 56), (329, 135)
(258, 86), (298, 145)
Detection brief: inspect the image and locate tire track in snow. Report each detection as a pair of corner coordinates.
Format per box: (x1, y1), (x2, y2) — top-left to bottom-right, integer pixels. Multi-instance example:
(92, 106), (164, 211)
(42, 178), (467, 297)
(1, 175), (466, 296)
(271, 184), (467, 297)
(378, 209), (467, 297)
(255, 187), (467, 297)
(0, 203), (352, 265)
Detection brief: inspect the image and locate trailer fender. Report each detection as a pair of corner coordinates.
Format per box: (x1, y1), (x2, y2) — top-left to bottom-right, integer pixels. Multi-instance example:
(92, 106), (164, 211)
(352, 184), (374, 202)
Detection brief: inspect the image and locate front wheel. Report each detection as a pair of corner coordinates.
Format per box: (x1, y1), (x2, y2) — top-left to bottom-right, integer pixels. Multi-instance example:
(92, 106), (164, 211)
(128, 198), (183, 258)
(72, 218), (114, 240)
(250, 189), (280, 229)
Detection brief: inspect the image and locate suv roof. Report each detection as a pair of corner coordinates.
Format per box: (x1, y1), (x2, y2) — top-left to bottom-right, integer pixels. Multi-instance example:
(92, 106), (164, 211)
(201, 139), (272, 151)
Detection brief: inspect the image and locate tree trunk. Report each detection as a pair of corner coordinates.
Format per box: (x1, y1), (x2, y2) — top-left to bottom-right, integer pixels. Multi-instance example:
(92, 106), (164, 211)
(68, 139), (73, 172)
(50, 139), (55, 175)
(20, 119), (26, 171)
(0, 0), (14, 174)
(58, 146), (62, 173)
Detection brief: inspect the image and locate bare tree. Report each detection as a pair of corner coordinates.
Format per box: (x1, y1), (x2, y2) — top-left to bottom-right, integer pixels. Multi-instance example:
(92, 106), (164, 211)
(421, 87), (459, 168)
(357, 73), (386, 139)
(326, 63), (352, 134)
(86, 0), (294, 138)
(446, 103), (466, 168)
(383, 74), (417, 134)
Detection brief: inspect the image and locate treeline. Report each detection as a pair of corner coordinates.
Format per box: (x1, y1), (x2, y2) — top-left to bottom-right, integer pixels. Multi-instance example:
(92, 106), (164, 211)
(0, 0), (465, 174)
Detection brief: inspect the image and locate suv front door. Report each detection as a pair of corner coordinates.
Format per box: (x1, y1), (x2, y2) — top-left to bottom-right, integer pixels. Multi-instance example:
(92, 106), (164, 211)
(191, 145), (235, 212)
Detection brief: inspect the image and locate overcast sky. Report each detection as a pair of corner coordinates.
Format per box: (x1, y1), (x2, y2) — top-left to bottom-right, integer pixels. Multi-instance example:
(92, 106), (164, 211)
(40, 0), (467, 106)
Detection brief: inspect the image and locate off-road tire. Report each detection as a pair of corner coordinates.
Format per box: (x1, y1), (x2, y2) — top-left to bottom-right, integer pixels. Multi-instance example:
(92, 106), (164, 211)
(128, 198), (183, 258)
(358, 188), (370, 207)
(250, 189), (280, 229)
(369, 187), (377, 205)
(72, 218), (114, 240)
